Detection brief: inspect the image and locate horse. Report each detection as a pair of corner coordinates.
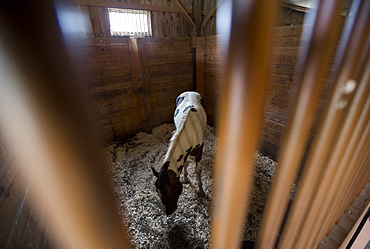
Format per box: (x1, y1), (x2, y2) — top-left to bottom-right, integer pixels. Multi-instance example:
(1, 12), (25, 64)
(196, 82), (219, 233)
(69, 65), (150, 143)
(151, 91), (207, 215)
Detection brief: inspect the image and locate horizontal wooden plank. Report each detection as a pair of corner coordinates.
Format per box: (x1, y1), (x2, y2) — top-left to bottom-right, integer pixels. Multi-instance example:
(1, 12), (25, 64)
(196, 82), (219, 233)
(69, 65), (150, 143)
(147, 62), (193, 78)
(92, 93), (137, 113)
(75, 37), (130, 46)
(88, 81), (137, 94)
(67, 0), (215, 16)
(274, 35), (302, 46)
(144, 42), (192, 52)
(144, 36), (192, 44)
(68, 0), (181, 13)
(150, 80), (192, 93)
(84, 75), (134, 87)
(84, 60), (133, 71)
(84, 67), (133, 78)
(79, 53), (132, 64)
(74, 44), (130, 55)
(270, 74), (294, 85)
(269, 64), (297, 75)
(150, 86), (192, 105)
(148, 74), (192, 85)
(146, 52), (193, 65)
(264, 109), (290, 125)
(204, 89), (220, 108)
(272, 25), (304, 36)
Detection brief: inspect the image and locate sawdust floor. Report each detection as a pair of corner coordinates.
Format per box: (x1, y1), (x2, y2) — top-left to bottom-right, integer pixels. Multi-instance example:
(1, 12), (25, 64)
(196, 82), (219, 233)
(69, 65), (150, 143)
(107, 124), (278, 249)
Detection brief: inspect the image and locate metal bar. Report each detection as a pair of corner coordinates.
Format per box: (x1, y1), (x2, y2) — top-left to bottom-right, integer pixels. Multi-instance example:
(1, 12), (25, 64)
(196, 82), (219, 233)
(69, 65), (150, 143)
(278, 1), (369, 247)
(0, 2), (130, 249)
(306, 89), (370, 248)
(322, 134), (370, 247)
(312, 55), (370, 247)
(258, 1), (343, 248)
(211, 0), (278, 248)
(292, 1), (370, 246)
(326, 136), (370, 237)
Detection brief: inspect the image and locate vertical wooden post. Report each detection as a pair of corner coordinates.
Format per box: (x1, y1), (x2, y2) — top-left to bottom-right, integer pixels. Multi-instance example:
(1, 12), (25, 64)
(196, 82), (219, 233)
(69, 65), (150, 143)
(137, 38), (153, 132)
(193, 0), (202, 37)
(129, 37), (147, 132)
(89, 6), (110, 38)
(196, 37), (205, 96)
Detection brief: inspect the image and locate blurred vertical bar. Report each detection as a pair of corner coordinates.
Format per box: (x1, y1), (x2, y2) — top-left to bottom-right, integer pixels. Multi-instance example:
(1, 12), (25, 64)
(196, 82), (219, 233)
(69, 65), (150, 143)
(0, 1), (131, 249)
(257, 0), (343, 248)
(211, 0), (278, 248)
(312, 43), (369, 248)
(282, 0), (370, 247)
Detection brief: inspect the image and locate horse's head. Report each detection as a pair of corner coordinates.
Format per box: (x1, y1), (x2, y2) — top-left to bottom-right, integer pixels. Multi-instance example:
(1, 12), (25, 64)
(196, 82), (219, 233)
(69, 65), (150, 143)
(151, 163), (183, 215)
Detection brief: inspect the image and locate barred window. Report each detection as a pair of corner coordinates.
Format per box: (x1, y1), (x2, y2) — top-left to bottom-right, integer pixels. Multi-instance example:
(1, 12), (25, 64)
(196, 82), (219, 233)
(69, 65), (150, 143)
(108, 8), (152, 37)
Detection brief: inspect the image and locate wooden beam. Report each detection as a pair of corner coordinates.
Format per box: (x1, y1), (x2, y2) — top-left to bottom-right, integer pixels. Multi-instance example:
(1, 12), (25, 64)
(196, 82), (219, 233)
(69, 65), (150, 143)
(281, 3), (311, 13)
(201, 0), (223, 36)
(129, 37), (147, 132)
(171, 0), (196, 28)
(193, 0), (202, 36)
(171, 0), (196, 47)
(68, 0), (180, 13)
(196, 37), (204, 96)
(68, 0), (211, 16)
(278, 8), (293, 26)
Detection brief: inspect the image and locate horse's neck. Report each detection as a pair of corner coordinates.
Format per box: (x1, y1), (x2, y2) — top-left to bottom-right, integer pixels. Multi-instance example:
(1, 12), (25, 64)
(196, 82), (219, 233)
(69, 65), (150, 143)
(164, 131), (183, 176)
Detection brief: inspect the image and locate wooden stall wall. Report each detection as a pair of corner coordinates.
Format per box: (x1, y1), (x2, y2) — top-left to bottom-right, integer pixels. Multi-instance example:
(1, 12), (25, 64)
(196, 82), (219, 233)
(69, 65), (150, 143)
(203, 35), (224, 125)
(202, 25), (333, 159)
(73, 36), (194, 142)
(66, 1), (198, 142)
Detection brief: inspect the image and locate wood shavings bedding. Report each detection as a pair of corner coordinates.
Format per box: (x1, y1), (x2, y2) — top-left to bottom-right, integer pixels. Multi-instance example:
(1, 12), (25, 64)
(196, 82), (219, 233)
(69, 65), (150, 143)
(107, 123), (278, 248)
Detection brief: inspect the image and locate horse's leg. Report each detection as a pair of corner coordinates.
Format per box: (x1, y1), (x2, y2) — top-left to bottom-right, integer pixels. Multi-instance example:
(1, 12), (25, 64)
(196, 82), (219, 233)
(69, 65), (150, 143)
(183, 161), (190, 183)
(195, 144), (205, 196)
(195, 161), (205, 196)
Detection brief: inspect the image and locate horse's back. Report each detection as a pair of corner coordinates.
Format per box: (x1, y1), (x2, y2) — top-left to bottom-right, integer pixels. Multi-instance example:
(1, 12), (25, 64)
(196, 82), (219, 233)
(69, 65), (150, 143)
(174, 91), (207, 131)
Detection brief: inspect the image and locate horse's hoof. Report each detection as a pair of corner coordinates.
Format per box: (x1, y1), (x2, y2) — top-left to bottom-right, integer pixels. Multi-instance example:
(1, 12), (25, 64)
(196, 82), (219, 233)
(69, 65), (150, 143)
(182, 179), (189, 184)
(198, 190), (205, 197)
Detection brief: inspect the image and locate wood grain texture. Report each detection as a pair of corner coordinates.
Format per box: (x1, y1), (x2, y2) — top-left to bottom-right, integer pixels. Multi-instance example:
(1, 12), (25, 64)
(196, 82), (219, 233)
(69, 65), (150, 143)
(72, 36), (193, 141)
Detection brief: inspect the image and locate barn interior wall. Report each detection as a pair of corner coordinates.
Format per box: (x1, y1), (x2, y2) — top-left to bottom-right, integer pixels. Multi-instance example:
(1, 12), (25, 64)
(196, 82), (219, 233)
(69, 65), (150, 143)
(0, 1), (365, 249)
(67, 1), (308, 151)
(73, 36), (194, 141)
(202, 25), (336, 160)
(68, 2), (204, 142)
